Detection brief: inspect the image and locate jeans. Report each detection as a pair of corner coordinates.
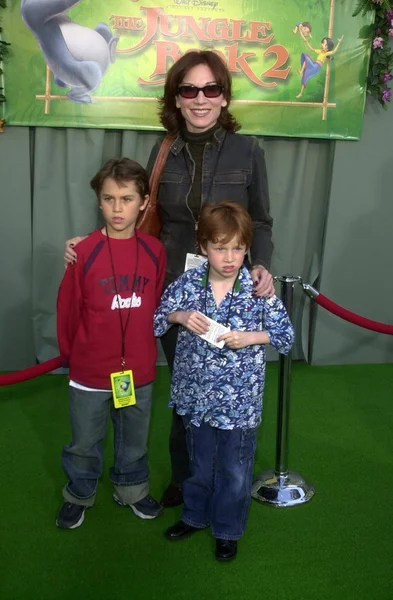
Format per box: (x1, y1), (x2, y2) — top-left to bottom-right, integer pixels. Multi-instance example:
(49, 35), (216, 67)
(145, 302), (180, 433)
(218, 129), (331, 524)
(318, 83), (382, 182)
(160, 325), (190, 486)
(181, 416), (257, 541)
(62, 383), (153, 507)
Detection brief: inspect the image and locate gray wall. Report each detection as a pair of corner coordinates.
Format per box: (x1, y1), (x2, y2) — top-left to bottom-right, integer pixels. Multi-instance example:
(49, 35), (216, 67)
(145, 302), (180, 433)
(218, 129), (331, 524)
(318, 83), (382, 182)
(0, 99), (392, 369)
(312, 98), (393, 364)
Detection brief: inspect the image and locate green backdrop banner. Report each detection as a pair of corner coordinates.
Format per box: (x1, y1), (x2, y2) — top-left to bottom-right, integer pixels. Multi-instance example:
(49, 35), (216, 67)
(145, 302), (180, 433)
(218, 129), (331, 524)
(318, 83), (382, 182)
(3, 0), (372, 139)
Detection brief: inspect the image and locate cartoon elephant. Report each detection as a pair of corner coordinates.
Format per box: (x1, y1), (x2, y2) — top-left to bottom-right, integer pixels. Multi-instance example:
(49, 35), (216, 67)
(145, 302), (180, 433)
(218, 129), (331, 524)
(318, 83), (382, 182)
(21, 0), (118, 103)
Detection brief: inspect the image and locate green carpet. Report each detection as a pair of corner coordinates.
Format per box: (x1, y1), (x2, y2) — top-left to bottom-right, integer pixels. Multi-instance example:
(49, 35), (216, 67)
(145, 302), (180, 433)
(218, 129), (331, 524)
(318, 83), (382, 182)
(0, 363), (392, 600)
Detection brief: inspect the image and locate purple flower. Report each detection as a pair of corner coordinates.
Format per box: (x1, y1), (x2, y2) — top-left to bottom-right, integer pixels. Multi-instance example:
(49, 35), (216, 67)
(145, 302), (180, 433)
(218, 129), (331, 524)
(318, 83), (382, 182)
(373, 36), (384, 48)
(382, 89), (392, 103)
(383, 72), (392, 81)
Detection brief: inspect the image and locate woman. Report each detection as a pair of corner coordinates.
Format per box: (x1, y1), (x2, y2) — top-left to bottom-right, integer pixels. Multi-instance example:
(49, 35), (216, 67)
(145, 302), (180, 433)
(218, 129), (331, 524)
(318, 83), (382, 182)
(64, 50), (274, 508)
(296, 34), (344, 98)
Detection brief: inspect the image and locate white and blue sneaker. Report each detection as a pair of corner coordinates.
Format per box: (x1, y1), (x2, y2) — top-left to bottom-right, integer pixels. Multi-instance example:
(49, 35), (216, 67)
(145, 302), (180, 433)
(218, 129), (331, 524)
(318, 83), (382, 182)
(113, 494), (163, 519)
(56, 502), (87, 529)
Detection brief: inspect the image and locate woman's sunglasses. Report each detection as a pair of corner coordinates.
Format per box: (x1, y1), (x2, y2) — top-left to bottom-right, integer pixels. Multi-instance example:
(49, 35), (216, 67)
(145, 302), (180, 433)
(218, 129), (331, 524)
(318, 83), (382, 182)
(177, 84), (224, 99)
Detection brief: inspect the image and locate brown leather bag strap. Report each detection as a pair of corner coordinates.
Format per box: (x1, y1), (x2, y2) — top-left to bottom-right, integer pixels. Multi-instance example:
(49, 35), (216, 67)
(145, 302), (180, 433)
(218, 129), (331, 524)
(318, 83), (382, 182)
(149, 135), (174, 207)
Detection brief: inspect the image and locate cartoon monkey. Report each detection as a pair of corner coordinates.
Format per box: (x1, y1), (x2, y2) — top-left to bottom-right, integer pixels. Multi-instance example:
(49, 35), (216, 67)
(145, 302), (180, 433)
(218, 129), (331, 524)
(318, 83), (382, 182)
(21, 0), (118, 103)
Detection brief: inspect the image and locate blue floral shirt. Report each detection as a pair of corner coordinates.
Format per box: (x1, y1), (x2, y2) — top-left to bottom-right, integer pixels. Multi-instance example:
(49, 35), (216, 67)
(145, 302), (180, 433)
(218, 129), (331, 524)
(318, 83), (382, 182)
(154, 264), (294, 430)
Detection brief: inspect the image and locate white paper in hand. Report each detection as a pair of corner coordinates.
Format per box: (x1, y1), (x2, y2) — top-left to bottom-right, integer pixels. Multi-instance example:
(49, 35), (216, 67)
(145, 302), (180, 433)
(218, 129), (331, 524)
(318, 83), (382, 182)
(196, 311), (230, 349)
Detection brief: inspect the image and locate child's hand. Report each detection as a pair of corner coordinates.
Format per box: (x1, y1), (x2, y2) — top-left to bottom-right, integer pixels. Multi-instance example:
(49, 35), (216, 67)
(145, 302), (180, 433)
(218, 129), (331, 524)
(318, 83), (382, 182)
(172, 311), (210, 335)
(217, 331), (252, 350)
(64, 236), (86, 266)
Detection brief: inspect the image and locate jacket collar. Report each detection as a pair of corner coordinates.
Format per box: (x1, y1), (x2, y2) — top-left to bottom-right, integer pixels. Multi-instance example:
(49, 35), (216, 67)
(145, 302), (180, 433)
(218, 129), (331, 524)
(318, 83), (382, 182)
(170, 126), (227, 156)
(200, 264), (251, 294)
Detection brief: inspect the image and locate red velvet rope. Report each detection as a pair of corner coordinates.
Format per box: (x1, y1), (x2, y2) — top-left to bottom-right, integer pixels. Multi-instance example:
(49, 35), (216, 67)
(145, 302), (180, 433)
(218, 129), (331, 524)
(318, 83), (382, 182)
(0, 356), (63, 386)
(314, 293), (393, 336)
(2, 286), (392, 387)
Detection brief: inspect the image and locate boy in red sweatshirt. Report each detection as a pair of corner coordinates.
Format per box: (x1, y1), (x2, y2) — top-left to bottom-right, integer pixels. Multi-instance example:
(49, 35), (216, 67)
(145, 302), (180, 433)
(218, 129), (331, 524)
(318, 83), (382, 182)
(56, 158), (166, 529)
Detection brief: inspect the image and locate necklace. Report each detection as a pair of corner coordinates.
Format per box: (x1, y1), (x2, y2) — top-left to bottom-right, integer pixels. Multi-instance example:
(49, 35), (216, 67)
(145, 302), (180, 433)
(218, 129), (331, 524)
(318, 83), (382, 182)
(105, 226), (139, 370)
(183, 133), (224, 249)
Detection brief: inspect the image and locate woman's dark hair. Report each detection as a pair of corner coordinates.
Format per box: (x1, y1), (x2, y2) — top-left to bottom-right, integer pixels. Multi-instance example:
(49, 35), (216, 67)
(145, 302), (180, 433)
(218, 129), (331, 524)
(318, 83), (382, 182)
(90, 158), (149, 199)
(159, 50), (240, 136)
(322, 37), (335, 52)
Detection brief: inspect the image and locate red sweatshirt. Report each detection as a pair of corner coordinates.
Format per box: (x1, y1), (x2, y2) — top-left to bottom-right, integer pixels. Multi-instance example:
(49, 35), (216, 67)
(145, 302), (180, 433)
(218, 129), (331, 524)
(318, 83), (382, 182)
(57, 229), (166, 389)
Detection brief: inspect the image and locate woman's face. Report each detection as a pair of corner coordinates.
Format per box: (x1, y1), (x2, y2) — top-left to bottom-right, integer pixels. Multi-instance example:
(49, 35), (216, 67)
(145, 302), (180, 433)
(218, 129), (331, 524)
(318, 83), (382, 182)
(321, 39), (328, 51)
(175, 63), (227, 133)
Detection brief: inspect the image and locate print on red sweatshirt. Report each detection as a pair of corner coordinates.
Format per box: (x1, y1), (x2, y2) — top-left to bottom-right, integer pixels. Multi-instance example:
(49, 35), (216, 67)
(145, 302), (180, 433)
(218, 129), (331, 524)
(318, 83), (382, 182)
(57, 229), (166, 389)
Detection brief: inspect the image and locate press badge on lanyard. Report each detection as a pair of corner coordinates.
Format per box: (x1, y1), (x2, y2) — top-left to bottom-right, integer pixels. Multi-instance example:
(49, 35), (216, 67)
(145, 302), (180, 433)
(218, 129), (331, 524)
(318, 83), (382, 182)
(184, 253), (207, 272)
(110, 370), (136, 409)
(106, 226), (139, 409)
(184, 216), (208, 272)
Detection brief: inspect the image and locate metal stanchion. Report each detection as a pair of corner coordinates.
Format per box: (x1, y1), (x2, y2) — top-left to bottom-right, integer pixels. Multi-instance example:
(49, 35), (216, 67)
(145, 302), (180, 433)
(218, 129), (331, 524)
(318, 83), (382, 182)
(251, 275), (315, 507)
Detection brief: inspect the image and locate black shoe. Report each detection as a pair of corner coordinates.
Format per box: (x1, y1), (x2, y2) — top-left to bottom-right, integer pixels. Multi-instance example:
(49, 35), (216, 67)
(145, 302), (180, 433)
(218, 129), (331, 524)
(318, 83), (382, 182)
(56, 502), (87, 529)
(165, 520), (203, 541)
(215, 539), (238, 562)
(160, 483), (184, 508)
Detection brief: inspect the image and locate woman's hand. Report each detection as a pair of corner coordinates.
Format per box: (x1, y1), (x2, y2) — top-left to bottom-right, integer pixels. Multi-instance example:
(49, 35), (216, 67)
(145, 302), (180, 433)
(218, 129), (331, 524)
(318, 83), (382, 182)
(64, 236), (86, 266)
(251, 265), (275, 297)
(169, 311), (210, 335)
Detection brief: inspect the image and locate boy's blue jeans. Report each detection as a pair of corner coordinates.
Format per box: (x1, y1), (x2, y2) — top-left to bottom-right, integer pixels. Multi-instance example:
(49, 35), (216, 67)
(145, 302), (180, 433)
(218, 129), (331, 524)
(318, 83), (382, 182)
(181, 415), (257, 541)
(61, 383), (153, 507)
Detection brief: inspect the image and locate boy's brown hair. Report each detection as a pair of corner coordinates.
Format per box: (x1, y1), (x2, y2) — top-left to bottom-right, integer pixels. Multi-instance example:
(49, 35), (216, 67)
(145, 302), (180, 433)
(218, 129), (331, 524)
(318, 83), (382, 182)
(197, 202), (253, 250)
(90, 158), (149, 200)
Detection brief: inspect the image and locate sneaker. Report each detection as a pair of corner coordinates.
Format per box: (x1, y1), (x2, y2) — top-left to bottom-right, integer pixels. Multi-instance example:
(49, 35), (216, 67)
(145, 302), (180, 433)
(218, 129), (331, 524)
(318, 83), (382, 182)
(56, 502), (87, 529)
(113, 494), (163, 520)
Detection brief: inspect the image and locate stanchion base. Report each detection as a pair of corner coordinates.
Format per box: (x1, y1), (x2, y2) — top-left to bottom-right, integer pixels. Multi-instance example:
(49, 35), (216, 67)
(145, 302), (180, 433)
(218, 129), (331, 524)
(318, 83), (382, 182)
(251, 470), (315, 507)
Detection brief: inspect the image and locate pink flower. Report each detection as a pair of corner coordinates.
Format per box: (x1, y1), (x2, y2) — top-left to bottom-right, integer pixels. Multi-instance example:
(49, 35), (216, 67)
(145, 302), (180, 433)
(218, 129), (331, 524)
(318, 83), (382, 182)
(383, 72), (392, 81)
(373, 36), (384, 48)
(389, 28), (393, 37)
(382, 89), (391, 103)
